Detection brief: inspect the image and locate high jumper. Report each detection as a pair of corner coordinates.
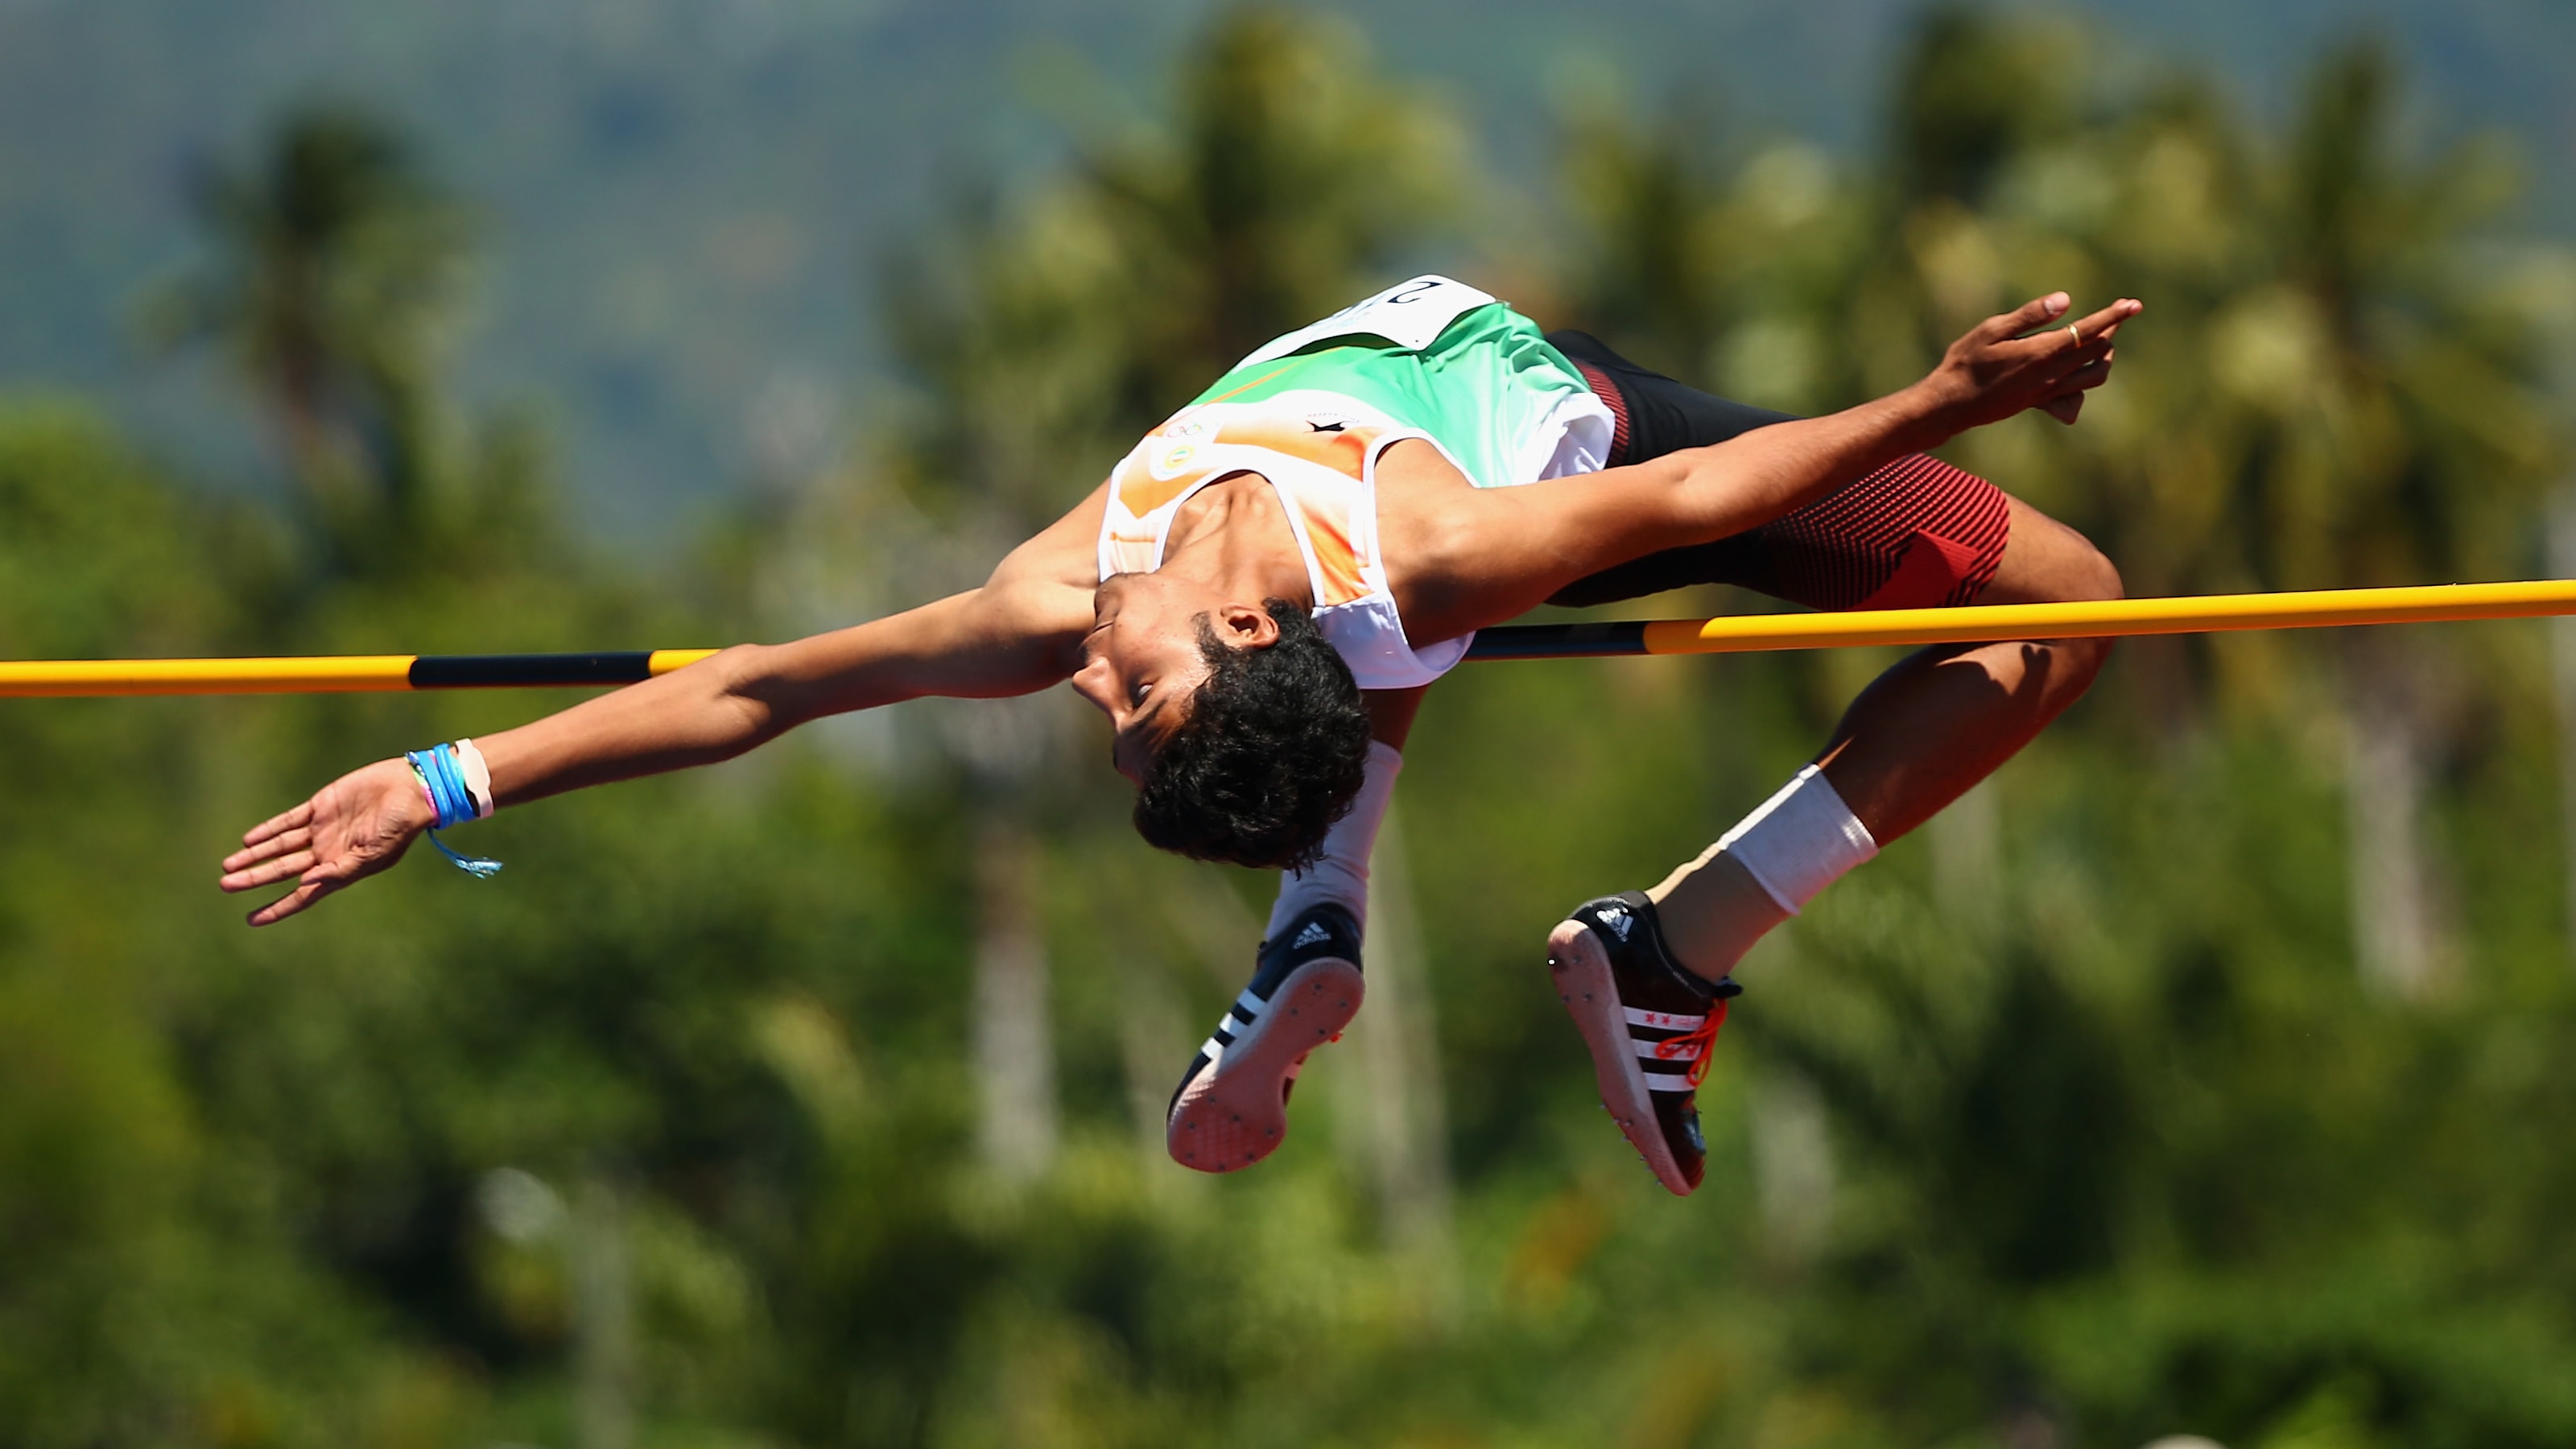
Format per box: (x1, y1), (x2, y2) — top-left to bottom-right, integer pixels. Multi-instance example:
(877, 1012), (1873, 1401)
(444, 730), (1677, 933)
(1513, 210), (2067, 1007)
(219, 276), (2139, 1195)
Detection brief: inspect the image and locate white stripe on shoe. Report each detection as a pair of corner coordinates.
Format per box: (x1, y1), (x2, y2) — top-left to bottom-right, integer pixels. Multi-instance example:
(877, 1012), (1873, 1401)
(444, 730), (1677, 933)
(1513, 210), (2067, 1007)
(1168, 956), (1365, 1174)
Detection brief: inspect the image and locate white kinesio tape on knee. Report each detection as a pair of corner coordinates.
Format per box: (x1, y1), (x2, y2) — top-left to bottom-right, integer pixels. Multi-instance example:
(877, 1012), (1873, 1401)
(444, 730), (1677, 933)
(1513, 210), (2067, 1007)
(1717, 764), (1878, 914)
(1266, 739), (1403, 939)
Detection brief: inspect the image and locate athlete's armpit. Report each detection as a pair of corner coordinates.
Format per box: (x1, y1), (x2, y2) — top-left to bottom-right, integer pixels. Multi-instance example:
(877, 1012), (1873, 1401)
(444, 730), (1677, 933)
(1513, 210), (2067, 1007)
(988, 475), (1117, 595)
(1362, 685), (1429, 749)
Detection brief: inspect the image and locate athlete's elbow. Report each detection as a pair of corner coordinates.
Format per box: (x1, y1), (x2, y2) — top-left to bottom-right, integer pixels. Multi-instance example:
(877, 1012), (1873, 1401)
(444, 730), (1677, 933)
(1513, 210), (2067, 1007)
(1670, 452), (1777, 542)
(708, 642), (796, 745)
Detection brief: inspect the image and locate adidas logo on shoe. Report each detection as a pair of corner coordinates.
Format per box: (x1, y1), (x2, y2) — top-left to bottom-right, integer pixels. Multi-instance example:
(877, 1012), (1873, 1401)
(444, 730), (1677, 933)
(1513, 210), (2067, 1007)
(1293, 921), (1332, 949)
(1598, 903), (1634, 940)
(1546, 892), (1736, 1197)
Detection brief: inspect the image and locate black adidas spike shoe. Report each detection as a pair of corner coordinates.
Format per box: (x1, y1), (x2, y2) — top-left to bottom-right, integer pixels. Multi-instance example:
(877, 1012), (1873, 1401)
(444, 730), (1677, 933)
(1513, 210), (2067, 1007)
(1546, 891), (1743, 1196)
(1165, 901), (1365, 1173)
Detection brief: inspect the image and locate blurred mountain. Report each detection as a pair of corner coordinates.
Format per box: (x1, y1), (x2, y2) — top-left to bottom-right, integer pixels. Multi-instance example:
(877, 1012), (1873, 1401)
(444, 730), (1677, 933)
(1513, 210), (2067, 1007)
(3, 0), (2570, 543)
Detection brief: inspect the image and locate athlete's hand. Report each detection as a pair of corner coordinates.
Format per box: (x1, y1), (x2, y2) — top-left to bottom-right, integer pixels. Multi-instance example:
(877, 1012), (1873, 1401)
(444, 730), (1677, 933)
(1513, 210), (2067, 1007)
(220, 758), (435, 927)
(1919, 292), (2142, 435)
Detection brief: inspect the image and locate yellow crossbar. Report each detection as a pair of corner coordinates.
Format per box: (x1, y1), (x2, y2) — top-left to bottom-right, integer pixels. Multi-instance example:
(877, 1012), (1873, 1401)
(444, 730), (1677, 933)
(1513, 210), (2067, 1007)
(0, 654), (423, 697)
(3, 582), (2574, 696)
(0, 649), (721, 698)
(1634, 579), (2576, 655)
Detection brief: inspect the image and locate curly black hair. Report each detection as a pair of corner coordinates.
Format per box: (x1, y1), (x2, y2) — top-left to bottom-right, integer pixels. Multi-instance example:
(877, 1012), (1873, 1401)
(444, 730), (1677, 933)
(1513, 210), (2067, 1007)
(1131, 599), (1373, 871)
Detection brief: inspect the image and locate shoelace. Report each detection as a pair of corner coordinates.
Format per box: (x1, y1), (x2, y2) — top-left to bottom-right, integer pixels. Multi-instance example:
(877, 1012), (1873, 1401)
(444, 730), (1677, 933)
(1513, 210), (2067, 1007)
(1653, 998), (1731, 1088)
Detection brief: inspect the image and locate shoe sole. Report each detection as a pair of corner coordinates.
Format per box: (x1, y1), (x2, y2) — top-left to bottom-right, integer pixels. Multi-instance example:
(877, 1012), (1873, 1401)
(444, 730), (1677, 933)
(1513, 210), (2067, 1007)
(1166, 958), (1364, 1174)
(1548, 919), (1694, 1197)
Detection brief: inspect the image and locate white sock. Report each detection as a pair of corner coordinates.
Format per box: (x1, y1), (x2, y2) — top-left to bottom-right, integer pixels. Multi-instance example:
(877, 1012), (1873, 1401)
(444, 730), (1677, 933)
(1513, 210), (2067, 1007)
(1718, 764), (1879, 914)
(1265, 739), (1402, 941)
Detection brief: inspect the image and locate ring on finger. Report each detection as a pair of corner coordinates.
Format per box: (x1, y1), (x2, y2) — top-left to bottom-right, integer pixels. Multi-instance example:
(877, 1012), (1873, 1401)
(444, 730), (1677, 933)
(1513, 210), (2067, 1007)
(2066, 323), (2082, 345)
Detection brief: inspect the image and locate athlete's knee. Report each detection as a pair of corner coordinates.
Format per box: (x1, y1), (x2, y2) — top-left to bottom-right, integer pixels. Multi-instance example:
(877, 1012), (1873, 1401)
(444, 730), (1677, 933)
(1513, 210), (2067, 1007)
(2048, 535), (2121, 683)
(1985, 501), (2122, 608)
(2050, 530), (2123, 605)
(1988, 511), (2122, 686)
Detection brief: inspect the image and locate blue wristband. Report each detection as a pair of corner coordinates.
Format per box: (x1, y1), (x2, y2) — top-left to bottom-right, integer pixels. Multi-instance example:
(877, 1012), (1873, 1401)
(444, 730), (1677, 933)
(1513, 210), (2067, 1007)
(407, 744), (502, 879)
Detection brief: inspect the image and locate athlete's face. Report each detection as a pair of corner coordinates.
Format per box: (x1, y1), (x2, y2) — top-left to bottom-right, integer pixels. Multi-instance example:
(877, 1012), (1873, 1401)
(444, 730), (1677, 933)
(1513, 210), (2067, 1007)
(1071, 573), (1280, 782)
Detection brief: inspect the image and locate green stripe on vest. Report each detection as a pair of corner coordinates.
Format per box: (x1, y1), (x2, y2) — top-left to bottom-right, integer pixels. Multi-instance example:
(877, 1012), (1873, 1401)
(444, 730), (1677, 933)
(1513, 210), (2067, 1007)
(1190, 303), (1592, 489)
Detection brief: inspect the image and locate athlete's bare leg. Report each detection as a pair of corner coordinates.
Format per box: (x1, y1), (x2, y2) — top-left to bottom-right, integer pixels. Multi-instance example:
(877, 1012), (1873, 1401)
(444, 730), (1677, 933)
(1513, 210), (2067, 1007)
(1646, 495), (2120, 978)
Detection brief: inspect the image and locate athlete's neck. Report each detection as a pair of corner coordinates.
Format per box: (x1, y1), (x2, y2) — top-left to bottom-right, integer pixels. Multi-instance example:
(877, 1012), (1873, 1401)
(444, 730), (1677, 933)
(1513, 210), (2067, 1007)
(1157, 473), (1313, 606)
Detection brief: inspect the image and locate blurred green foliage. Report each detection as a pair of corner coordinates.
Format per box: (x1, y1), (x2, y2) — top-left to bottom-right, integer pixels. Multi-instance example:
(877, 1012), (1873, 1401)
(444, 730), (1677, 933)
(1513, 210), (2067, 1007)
(6, 7), (2576, 1447)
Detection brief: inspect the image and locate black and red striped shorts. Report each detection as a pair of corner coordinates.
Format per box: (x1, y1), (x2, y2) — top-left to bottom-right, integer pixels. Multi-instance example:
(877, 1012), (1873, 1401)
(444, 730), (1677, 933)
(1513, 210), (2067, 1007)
(1544, 331), (2011, 613)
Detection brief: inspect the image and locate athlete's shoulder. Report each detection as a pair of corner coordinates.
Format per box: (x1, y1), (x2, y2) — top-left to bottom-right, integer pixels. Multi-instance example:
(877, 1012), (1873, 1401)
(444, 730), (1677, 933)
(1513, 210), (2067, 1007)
(990, 475), (1114, 593)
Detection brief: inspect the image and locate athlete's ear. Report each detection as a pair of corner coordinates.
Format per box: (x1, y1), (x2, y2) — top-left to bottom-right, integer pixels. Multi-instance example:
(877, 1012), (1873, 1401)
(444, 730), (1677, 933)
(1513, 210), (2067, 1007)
(1215, 601), (1283, 650)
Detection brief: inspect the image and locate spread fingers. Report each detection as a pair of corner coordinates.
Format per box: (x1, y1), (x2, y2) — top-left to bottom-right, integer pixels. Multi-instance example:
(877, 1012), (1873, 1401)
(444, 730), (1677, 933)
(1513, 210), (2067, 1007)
(246, 881), (330, 927)
(222, 827), (312, 874)
(241, 801), (315, 848)
(221, 848), (317, 893)
(2066, 297), (2142, 345)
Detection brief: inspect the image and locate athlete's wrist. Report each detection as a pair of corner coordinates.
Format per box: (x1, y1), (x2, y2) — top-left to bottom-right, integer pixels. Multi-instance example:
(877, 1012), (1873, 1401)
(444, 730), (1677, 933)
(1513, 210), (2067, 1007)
(1878, 378), (1969, 456)
(378, 756), (440, 834)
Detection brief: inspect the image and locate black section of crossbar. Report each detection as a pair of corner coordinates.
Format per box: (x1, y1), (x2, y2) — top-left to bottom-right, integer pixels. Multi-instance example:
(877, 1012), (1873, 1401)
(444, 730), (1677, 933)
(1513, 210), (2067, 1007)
(407, 652), (662, 689)
(392, 629), (1647, 687)
(1463, 621), (1650, 660)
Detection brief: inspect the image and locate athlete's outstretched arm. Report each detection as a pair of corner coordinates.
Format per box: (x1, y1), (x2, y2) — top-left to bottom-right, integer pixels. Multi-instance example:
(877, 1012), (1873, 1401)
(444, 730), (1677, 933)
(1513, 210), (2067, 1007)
(479, 580), (1094, 806)
(221, 482), (1113, 927)
(1405, 292), (2140, 637)
(219, 581), (1091, 926)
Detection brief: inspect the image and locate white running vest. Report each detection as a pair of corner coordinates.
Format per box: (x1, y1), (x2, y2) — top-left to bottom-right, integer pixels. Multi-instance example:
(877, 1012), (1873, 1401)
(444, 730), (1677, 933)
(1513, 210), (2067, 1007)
(1095, 276), (1612, 691)
(1097, 392), (1464, 691)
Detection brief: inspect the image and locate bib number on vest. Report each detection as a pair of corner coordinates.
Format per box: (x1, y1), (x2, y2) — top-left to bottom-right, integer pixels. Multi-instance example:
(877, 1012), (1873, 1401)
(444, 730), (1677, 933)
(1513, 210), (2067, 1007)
(1232, 275), (1500, 370)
